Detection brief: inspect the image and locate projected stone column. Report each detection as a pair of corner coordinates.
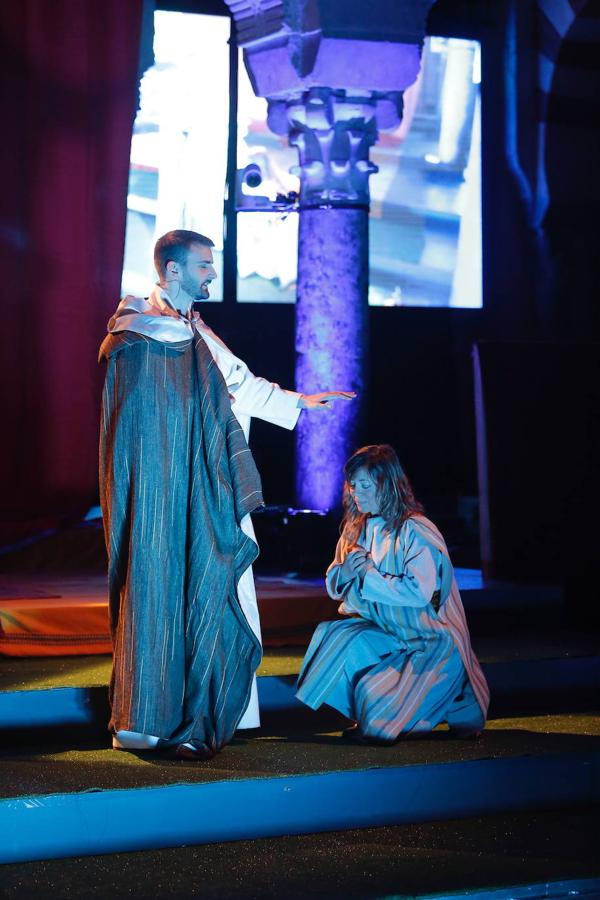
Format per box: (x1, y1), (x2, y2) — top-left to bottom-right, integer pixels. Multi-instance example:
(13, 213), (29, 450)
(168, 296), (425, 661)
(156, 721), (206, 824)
(223, 0), (435, 509)
(268, 90), (381, 509)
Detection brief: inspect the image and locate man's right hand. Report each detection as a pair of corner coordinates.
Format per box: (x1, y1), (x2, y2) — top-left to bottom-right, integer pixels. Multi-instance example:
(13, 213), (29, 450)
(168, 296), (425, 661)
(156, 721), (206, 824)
(298, 391), (356, 410)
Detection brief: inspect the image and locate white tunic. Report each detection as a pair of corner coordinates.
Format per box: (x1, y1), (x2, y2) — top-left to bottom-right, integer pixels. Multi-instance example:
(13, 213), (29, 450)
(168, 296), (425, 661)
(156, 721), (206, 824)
(193, 317), (301, 727)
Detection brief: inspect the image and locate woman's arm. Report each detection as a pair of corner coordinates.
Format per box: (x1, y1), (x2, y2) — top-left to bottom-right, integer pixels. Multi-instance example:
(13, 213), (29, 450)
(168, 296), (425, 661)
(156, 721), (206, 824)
(326, 536), (379, 622)
(325, 536), (371, 596)
(358, 524), (438, 609)
(325, 536), (355, 598)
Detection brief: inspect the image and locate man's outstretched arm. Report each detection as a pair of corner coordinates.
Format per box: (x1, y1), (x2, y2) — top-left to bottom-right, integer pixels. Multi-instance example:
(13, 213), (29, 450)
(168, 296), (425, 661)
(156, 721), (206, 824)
(232, 372), (355, 428)
(195, 321), (355, 428)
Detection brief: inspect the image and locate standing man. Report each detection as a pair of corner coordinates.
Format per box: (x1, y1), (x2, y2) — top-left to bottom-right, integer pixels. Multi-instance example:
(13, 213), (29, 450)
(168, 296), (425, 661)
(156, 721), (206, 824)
(99, 229), (354, 759)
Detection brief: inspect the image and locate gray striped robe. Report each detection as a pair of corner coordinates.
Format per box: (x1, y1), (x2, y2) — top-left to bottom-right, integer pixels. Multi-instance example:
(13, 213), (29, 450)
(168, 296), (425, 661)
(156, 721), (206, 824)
(99, 330), (263, 753)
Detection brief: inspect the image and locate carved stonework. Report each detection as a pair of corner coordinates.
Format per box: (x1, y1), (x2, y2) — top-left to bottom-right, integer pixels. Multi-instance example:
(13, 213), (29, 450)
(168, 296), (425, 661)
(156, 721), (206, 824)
(225, 0), (433, 208)
(267, 88), (402, 207)
(227, 0), (285, 44)
(224, 0), (437, 507)
(226, 0), (431, 98)
(226, 0), (434, 82)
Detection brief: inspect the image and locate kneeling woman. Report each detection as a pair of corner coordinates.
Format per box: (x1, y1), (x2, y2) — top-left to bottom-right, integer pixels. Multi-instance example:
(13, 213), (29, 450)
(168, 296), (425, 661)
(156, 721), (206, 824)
(296, 445), (489, 742)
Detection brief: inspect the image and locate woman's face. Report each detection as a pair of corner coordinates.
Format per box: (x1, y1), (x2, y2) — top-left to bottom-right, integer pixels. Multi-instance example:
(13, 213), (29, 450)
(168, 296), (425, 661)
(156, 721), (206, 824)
(348, 467), (380, 515)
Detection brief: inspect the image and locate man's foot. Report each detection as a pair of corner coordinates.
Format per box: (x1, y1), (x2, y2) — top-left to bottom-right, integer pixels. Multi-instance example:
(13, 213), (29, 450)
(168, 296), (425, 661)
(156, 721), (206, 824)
(174, 742), (216, 761)
(112, 730), (161, 751)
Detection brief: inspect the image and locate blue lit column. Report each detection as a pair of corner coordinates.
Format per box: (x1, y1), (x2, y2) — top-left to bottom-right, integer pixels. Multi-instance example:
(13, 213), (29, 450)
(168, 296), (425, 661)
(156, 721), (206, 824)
(295, 207), (368, 509)
(270, 90), (381, 509)
(224, 0), (435, 509)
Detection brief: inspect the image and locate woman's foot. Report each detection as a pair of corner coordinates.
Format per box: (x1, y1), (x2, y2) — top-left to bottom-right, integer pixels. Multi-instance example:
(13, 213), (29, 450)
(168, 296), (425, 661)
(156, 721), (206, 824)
(341, 723), (362, 741)
(341, 723), (394, 746)
(448, 727), (483, 740)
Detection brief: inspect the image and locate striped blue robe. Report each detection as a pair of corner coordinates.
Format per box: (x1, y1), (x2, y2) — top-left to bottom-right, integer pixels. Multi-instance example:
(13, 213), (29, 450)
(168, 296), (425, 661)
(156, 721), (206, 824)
(99, 329), (264, 754)
(296, 515), (489, 740)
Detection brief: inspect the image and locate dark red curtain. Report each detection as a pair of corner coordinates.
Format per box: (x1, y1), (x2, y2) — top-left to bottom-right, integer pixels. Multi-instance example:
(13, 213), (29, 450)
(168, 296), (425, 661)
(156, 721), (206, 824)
(0, 0), (143, 527)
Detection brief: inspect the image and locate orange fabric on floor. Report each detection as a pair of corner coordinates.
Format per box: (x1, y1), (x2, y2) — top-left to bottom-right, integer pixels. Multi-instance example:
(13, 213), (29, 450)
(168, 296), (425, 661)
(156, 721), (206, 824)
(0, 576), (338, 657)
(0, 596), (112, 656)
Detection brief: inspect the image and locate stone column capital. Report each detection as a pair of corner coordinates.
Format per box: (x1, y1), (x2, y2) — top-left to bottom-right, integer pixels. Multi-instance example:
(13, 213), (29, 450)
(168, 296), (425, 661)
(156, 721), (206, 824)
(267, 88), (403, 208)
(225, 0), (436, 206)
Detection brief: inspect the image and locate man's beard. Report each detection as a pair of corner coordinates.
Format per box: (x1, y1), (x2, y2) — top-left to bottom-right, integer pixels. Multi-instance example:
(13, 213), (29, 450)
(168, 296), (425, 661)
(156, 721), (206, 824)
(182, 276), (209, 301)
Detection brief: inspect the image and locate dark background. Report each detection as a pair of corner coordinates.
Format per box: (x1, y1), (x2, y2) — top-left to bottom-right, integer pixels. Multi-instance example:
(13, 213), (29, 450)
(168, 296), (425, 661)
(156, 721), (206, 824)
(1, 0), (598, 593)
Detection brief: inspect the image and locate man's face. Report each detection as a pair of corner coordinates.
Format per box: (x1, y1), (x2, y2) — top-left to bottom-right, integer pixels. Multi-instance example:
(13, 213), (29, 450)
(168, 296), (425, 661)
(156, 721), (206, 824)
(179, 243), (217, 301)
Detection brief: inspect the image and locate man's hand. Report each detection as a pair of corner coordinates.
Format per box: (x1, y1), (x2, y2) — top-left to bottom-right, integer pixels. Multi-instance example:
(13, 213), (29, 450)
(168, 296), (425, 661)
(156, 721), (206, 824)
(298, 391), (356, 411)
(339, 548), (370, 582)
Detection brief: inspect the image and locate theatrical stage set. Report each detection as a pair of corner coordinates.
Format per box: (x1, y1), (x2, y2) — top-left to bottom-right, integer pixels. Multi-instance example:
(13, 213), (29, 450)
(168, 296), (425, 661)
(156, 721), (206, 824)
(0, 1), (598, 898)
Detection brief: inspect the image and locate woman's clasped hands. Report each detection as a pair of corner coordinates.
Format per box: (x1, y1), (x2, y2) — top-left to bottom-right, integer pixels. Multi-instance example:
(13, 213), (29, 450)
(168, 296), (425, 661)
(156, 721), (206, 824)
(339, 546), (371, 582)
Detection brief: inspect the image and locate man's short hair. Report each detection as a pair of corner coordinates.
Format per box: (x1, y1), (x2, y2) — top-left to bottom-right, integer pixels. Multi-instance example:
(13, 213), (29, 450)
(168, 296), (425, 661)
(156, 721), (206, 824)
(154, 230), (215, 278)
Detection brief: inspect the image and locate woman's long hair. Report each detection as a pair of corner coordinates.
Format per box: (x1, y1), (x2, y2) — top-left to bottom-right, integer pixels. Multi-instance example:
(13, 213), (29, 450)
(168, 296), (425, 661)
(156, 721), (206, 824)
(341, 444), (423, 544)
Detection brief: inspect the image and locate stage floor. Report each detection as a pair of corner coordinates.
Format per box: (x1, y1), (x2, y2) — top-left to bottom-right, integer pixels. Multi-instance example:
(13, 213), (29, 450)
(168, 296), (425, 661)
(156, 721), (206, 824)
(1, 575), (598, 893)
(2, 705), (599, 800)
(2, 567), (598, 897)
(1, 810), (598, 899)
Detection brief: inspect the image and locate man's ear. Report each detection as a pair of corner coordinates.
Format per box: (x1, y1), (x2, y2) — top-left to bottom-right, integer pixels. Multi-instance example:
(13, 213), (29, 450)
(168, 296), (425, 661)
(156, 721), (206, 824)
(165, 260), (179, 279)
